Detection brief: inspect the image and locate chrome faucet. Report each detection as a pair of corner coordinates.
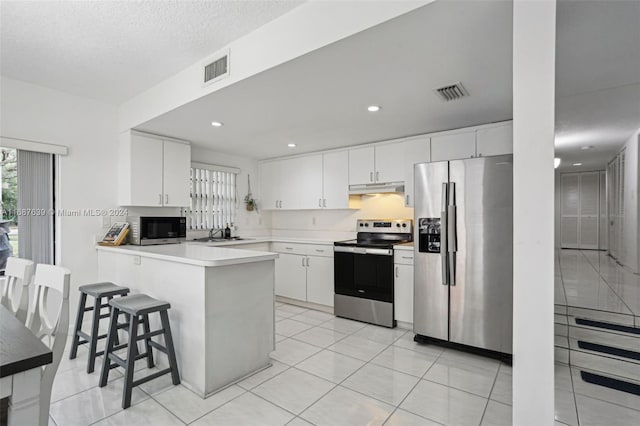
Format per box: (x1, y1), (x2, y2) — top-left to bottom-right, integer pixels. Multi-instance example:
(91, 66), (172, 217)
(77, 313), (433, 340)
(209, 228), (223, 239)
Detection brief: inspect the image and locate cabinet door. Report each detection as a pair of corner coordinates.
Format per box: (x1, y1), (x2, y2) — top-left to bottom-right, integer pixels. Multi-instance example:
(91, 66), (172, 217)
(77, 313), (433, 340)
(162, 140), (191, 207)
(284, 155), (323, 210)
(374, 143), (404, 183)
(323, 151), (349, 209)
(348, 146), (375, 185)
(275, 253), (307, 300)
(260, 161), (281, 210)
(402, 137), (430, 207)
(129, 133), (164, 206)
(431, 131), (476, 161)
(394, 264), (413, 323)
(306, 256), (334, 307)
(476, 123), (513, 157)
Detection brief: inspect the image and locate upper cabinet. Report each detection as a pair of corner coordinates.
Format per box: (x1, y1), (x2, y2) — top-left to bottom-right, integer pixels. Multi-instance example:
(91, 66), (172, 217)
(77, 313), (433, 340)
(260, 151), (348, 210)
(348, 143), (404, 185)
(118, 131), (191, 207)
(431, 122), (513, 162)
(476, 122), (513, 157)
(402, 136), (431, 207)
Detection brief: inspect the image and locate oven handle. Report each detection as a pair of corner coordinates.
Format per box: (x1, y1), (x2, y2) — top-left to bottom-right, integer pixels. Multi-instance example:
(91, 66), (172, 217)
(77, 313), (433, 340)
(333, 246), (393, 256)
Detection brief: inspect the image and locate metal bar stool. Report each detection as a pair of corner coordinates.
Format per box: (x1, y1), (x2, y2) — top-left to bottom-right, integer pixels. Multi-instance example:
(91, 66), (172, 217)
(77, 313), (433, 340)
(99, 293), (180, 409)
(69, 282), (130, 373)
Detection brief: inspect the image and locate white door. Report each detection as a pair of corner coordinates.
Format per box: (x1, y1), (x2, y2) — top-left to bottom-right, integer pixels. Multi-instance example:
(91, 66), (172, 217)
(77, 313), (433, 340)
(599, 171), (608, 250)
(275, 253), (306, 300)
(162, 140), (191, 207)
(285, 155), (323, 210)
(394, 264), (413, 324)
(475, 123), (513, 157)
(374, 143), (404, 183)
(402, 137), (430, 207)
(129, 133), (164, 206)
(431, 131), (476, 162)
(578, 172), (600, 249)
(560, 174), (580, 248)
(306, 256), (334, 307)
(322, 151), (349, 209)
(260, 160), (282, 210)
(348, 146), (375, 185)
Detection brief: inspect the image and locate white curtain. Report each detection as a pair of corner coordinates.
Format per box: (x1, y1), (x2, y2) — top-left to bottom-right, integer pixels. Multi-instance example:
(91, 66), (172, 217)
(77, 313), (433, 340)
(17, 150), (54, 264)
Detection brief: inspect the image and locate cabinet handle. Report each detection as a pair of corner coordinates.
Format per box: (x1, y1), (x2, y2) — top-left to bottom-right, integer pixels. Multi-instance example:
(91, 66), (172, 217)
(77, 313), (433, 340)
(370, 172), (373, 182)
(280, 200), (283, 208)
(158, 194), (162, 205)
(402, 256), (413, 259)
(376, 171), (379, 182)
(323, 199), (326, 207)
(285, 247), (293, 250)
(165, 194), (169, 204)
(315, 249), (324, 253)
(406, 195), (410, 205)
(306, 257), (310, 267)
(319, 198), (322, 207)
(302, 257), (305, 267)
(395, 266), (399, 278)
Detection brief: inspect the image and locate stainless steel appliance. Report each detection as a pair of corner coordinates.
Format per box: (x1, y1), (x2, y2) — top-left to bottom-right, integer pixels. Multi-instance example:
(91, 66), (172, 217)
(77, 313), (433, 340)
(413, 155), (513, 357)
(127, 216), (186, 245)
(334, 219), (413, 328)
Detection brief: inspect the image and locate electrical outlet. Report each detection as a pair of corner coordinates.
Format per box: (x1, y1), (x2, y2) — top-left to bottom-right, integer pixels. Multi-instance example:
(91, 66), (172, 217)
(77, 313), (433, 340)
(133, 256), (141, 265)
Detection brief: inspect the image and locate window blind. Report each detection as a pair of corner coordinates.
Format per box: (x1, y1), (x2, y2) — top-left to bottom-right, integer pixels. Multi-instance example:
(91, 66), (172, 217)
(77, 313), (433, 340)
(187, 165), (238, 230)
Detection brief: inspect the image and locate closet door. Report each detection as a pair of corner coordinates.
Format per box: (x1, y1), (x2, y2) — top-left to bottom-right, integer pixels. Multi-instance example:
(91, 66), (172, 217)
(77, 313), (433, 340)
(578, 172), (599, 249)
(599, 171), (608, 251)
(560, 174), (580, 249)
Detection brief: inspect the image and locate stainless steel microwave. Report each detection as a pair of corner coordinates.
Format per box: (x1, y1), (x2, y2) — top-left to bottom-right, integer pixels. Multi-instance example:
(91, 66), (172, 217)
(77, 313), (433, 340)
(127, 216), (186, 245)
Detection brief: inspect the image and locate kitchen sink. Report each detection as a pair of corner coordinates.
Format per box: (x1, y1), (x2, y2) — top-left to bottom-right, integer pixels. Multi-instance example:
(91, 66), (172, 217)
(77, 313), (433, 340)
(192, 237), (250, 243)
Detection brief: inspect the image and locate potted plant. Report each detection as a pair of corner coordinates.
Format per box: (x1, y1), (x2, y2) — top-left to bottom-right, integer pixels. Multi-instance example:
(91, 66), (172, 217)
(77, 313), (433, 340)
(244, 175), (258, 212)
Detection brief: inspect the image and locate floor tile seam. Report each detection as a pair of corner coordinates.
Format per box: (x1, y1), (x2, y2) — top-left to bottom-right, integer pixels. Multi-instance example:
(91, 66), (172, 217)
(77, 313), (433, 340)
(48, 415), (58, 426)
(477, 360), (504, 426)
(323, 338), (390, 363)
(368, 357), (431, 379)
(286, 316), (333, 328)
(164, 385), (249, 425)
(248, 384), (330, 419)
(579, 250), (636, 315)
(571, 388), (640, 414)
(238, 363), (294, 391)
(380, 373), (448, 426)
(86, 393), (187, 426)
(419, 375), (493, 400)
(50, 371), (125, 405)
(287, 328), (351, 349)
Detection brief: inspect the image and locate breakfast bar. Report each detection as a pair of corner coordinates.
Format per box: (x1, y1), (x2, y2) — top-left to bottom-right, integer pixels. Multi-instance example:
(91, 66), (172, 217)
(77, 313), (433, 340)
(95, 244), (277, 397)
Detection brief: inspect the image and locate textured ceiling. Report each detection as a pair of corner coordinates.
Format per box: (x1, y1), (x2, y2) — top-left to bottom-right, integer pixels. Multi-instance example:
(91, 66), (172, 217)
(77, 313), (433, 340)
(0, 0), (303, 103)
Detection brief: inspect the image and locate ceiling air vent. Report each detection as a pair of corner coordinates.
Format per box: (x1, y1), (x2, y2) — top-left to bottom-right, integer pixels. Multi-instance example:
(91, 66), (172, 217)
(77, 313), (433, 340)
(203, 51), (229, 85)
(434, 82), (469, 102)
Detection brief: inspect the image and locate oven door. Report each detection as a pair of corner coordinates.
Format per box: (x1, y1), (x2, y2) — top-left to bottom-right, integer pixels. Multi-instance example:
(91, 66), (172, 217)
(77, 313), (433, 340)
(334, 246), (394, 303)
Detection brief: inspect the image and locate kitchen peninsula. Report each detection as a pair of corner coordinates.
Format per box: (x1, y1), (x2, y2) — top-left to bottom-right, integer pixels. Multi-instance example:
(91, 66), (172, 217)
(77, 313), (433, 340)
(96, 244), (278, 397)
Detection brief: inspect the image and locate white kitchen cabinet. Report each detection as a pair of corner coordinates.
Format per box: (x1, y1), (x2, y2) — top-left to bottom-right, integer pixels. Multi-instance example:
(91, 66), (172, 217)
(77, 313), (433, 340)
(306, 255), (334, 306)
(394, 250), (414, 325)
(348, 143), (404, 185)
(322, 151), (349, 209)
(430, 131), (476, 162)
(402, 137), (431, 207)
(287, 155), (323, 210)
(274, 252), (307, 301)
(260, 160), (282, 210)
(476, 123), (513, 157)
(119, 131), (191, 207)
(348, 146), (375, 185)
(272, 243), (334, 307)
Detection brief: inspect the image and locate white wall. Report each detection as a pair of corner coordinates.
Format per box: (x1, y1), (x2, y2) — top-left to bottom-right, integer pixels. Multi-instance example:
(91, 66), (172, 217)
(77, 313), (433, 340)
(270, 194), (413, 241)
(1, 76), (119, 311)
(616, 128), (640, 272)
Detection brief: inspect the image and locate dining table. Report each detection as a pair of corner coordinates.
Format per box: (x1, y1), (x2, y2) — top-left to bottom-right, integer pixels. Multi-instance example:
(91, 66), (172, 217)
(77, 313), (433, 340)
(0, 304), (52, 426)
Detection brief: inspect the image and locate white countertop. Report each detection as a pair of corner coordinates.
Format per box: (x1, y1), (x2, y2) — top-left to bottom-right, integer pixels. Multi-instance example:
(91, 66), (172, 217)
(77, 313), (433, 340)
(394, 242), (414, 251)
(96, 244), (278, 267)
(185, 237), (336, 247)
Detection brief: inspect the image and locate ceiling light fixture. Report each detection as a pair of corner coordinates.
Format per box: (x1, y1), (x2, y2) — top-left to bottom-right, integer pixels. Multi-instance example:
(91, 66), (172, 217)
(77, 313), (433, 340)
(211, 121), (223, 127)
(554, 158), (561, 169)
(367, 105), (381, 112)
(573, 163), (582, 166)
(580, 145), (593, 150)
(287, 143), (296, 148)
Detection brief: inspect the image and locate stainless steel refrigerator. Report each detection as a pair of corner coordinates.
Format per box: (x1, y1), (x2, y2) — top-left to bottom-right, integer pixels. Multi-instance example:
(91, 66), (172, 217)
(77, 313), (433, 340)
(413, 155), (513, 355)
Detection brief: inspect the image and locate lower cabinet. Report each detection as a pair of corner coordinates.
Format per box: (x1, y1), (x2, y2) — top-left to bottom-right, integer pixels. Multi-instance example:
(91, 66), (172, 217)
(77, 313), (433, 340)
(272, 243), (334, 307)
(394, 251), (414, 324)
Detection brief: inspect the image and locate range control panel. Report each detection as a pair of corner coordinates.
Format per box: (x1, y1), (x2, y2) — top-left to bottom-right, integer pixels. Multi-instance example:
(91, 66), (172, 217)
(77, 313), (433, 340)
(357, 219), (413, 234)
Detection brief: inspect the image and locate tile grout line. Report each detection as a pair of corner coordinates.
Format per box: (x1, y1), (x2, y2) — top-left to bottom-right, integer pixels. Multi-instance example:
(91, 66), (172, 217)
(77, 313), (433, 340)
(476, 361), (505, 426)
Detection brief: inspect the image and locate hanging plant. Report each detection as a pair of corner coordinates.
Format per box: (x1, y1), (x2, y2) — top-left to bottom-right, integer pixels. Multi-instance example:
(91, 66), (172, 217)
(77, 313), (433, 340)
(244, 175), (258, 212)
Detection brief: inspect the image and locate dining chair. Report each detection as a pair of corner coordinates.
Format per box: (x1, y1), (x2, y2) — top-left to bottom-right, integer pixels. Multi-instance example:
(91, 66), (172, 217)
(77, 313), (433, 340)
(0, 257), (35, 324)
(27, 264), (70, 426)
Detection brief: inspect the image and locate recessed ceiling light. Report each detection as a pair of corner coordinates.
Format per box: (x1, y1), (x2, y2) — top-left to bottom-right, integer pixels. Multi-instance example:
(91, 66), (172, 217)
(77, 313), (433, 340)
(211, 121), (223, 127)
(573, 163), (582, 166)
(554, 158), (561, 169)
(287, 143), (296, 148)
(580, 145), (593, 150)
(367, 105), (381, 112)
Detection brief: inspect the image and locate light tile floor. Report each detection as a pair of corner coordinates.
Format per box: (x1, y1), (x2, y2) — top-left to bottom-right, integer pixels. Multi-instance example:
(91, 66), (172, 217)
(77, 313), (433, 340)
(48, 302), (640, 426)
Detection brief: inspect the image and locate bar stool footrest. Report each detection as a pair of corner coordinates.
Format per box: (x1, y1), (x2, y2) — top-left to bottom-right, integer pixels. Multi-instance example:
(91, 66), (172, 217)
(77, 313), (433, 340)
(148, 340), (168, 354)
(132, 368), (172, 388)
(136, 329), (164, 341)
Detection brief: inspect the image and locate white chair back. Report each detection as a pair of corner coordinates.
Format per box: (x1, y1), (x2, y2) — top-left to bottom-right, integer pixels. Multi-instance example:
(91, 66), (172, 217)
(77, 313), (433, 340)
(0, 257), (35, 324)
(27, 264), (70, 426)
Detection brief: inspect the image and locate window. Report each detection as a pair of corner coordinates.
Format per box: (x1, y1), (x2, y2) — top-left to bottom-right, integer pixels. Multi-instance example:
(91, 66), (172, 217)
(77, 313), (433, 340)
(185, 163), (239, 230)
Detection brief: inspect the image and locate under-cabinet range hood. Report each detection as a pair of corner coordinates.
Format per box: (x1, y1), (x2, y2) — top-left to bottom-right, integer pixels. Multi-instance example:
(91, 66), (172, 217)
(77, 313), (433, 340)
(348, 182), (405, 195)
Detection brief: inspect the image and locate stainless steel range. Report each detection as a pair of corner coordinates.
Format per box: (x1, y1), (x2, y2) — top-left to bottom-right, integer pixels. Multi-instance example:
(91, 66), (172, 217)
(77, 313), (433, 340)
(333, 219), (413, 328)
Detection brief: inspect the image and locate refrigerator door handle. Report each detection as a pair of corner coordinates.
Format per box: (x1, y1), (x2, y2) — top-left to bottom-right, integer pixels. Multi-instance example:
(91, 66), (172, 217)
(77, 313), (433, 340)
(441, 182), (449, 285)
(448, 183), (457, 285)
